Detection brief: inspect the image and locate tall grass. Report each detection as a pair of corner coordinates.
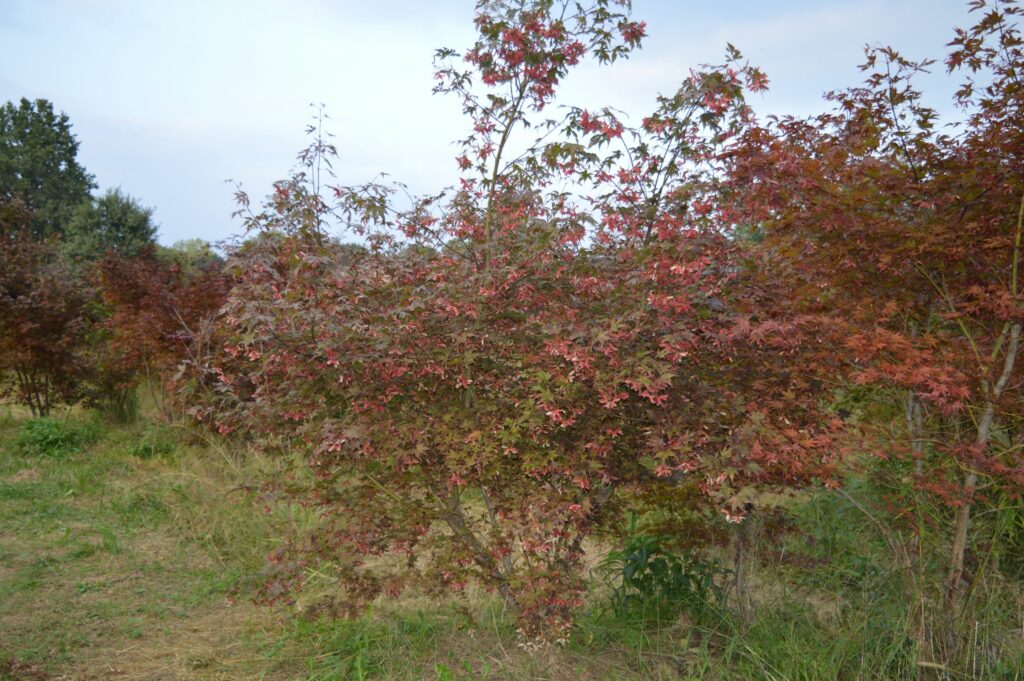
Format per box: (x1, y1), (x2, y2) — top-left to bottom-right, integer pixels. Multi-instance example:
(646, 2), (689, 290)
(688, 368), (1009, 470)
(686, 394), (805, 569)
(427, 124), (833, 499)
(2, 410), (1021, 679)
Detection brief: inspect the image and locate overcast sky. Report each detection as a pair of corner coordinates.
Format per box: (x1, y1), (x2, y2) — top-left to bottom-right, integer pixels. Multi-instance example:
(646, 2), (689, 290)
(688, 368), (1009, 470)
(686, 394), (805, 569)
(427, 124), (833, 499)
(1, 0), (975, 246)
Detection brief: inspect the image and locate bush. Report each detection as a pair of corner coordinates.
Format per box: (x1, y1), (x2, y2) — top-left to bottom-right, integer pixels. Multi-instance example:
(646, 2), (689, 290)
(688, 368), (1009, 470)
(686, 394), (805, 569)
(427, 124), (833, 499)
(599, 531), (729, 621)
(14, 418), (99, 457)
(0, 222), (96, 417)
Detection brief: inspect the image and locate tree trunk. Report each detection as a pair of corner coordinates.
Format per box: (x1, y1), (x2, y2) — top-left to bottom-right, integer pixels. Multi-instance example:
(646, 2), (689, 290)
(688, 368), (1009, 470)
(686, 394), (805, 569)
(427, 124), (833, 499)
(734, 506), (756, 625)
(906, 390), (925, 476)
(946, 322), (1019, 606)
(443, 490), (517, 611)
(945, 472), (977, 605)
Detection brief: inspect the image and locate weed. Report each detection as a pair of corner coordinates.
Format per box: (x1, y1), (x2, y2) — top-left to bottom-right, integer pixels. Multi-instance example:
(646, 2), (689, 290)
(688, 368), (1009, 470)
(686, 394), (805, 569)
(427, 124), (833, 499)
(598, 532), (729, 622)
(13, 418), (100, 458)
(125, 422), (177, 460)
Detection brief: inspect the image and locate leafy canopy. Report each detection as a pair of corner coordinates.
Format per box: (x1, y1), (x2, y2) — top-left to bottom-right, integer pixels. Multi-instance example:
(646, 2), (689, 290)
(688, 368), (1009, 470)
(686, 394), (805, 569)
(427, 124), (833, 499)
(0, 98), (95, 239)
(65, 187), (159, 261)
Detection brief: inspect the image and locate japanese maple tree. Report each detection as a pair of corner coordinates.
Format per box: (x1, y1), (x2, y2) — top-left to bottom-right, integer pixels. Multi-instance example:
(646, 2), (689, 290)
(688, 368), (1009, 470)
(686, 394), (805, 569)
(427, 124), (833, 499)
(726, 0), (1024, 622)
(188, 0), (842, 642)
(0, 200), (95, 417)
(93, 248), (228, 418)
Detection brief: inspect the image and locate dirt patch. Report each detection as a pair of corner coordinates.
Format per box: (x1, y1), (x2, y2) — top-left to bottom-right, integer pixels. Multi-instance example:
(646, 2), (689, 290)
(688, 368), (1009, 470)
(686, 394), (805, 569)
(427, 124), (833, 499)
(62, 602), (291, 681)
(5, 468), (41, 483)
(1, 655), (52, 680)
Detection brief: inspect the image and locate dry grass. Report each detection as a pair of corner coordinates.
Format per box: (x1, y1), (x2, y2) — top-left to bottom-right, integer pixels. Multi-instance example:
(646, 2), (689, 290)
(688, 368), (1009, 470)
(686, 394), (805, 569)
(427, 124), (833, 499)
(61, 604), (290, 681)
(3, 409), (1023, 680)
(0, 415), (306, 680)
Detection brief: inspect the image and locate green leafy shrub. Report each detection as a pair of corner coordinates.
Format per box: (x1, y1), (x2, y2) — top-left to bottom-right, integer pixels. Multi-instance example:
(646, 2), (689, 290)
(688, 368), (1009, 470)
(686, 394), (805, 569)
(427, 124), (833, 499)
(14, 418), (99, 457)
(599, 532), (729, 620)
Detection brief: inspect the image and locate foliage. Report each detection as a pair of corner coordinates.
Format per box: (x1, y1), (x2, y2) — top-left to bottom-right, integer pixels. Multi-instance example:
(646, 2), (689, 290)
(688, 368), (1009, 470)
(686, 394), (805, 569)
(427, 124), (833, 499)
(64, 188), (158, 261)
(183, 0), (842, 646)
(601, 477), (728, 554)
(90, 248), (228, 418)
(4, 0), (1023, 673)
(726, 0), (1024, 626)
(0, 219), (95, 417)
(598, 530), (728, 620)
(0, 98), (94, 239)
(158, 238), (223, 274)
(14, 417), (99, 458)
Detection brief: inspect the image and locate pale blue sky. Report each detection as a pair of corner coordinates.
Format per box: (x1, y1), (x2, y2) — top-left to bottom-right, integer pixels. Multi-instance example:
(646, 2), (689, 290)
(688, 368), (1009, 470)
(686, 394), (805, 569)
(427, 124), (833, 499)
(2, 0), (973, 245)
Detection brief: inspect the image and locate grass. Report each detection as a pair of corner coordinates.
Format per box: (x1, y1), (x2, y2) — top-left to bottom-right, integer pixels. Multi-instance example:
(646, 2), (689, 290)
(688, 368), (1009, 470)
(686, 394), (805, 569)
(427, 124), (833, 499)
(0, 412), (297, 679)
(1, 408), (1022, 679)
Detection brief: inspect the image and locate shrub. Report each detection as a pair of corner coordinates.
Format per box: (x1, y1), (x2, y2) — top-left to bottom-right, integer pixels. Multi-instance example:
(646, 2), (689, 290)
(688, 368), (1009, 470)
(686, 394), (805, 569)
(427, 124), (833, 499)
(0, 220), (95, 417)
(599, 531), (729, 621)
(184, 0), (839, 645)
(14, 418), (98, 458)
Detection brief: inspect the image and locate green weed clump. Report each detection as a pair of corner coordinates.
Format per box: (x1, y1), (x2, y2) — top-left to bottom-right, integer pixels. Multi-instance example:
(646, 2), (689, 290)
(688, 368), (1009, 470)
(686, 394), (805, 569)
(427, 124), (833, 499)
(598, 533), (729, 623)
(13, 417), (101, 458)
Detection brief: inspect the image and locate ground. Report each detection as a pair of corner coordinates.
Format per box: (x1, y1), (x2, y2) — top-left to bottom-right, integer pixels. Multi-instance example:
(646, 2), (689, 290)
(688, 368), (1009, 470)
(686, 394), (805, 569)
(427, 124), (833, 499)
(2, 411), (1022, 680)
(0, 414), (668, 680)
(0, 416), (294, 679)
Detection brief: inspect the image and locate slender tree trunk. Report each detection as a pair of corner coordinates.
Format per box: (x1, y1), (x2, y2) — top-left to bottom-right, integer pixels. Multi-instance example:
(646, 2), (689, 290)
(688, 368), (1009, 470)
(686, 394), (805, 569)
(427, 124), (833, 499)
(443, 490), (517, 610)
(734, 505), (756, 625)
(14, 369), (36, 418)
(481, 486), (514, 577)
(41, 373), (50, 417)
(27, 371), (44, 418)
(946, 472), (976, 604)
(946, 322), (1019, 605)
(947, 196), (1024, 605)
(906, 390), (925, 476)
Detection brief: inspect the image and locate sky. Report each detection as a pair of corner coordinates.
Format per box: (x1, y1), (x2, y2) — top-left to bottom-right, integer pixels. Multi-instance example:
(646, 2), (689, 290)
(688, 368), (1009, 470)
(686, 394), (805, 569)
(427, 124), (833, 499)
(1, 0), (976, 246)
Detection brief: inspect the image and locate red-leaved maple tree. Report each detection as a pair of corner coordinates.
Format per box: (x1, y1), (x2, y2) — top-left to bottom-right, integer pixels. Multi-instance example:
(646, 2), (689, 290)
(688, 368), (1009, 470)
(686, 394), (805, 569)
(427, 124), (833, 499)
(187, 0), (842, 642)
(726, 0), (1024, 618)
(0, 200), (95, 417)
(94, 249), (229, 418)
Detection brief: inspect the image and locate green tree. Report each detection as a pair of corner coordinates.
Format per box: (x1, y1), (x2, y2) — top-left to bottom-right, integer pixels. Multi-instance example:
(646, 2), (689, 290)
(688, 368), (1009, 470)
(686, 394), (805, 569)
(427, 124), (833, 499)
(157, 238), (223, 273)
(0, 98), (95, 239)
(65, 188), (158, 260)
